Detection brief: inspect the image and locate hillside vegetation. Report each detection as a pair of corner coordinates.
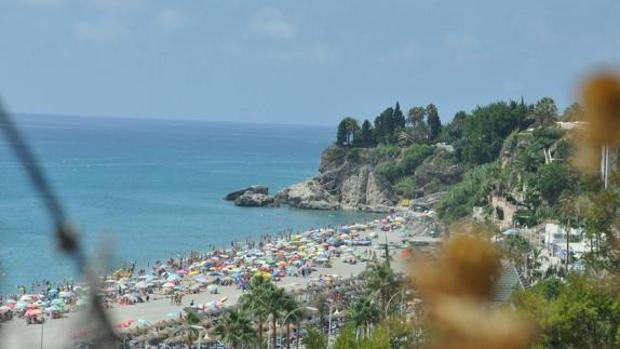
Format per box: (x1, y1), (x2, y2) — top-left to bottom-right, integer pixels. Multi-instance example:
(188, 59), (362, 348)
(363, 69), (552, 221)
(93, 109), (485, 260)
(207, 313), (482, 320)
(334, 98), (585, 223)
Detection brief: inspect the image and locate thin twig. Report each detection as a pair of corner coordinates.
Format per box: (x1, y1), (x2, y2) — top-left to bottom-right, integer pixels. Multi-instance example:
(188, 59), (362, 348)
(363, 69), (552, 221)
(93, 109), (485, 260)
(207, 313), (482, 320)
(0, 103), (118, 348)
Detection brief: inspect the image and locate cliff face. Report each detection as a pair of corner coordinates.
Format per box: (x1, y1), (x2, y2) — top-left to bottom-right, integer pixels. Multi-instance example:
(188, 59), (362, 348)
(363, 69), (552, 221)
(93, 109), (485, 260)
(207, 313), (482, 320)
(413, 149), (463, 195)
(276, 146), (397, 212)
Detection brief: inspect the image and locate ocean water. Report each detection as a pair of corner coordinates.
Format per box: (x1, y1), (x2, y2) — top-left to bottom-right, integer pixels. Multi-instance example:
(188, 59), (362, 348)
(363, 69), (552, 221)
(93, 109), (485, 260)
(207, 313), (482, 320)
(0, 115), (376, 292)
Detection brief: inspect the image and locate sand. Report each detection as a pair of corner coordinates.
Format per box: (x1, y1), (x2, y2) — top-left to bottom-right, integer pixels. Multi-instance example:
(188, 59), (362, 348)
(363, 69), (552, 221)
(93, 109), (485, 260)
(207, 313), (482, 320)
(1, 229), (409, 349)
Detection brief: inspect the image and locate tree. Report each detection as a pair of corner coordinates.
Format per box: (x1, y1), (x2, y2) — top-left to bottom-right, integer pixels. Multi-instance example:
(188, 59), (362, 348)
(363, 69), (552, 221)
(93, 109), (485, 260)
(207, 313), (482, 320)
(238, 274), (273, 348)
(393, 102), (406, 130)
(336, 117), (360, 146)
(436, 163), (499, 222)
(364, 259), (400, 317)
(349, 297), (380, 339)
(441, 110), (468, 143)
(358, 119), (375, 147)
(312, 292), (330, 334)
(426, 103), (442, 140)
(212, 310), (257, 349)
(180, 310), (203, 348)
(266, 287), (288, 349)
(302, 327), (328, 349)
(532, 97), (558, 126)
(374, 107), (396, 144)
(282, 295), (301, 349)
(459, 101), (529, 165)
(535, 162), (574, 206)
(333, 325), (358, 349)
(337, 120), (348, 145)
(563, 102), (584, 121)
(514, 274), (620, 348)
(407, 106), (426, 127)
(500, 235), (530, 271)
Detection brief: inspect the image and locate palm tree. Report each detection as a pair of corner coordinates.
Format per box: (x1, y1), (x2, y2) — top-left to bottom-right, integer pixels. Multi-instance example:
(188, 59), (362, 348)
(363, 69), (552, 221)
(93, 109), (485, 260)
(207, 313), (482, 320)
(212, 309), (257, 349)
(180, 310), (202, 348)
(349, 297), (380, 339)
(282, 295), (301, 349)
(239, 274), (273, 348)
(266, 287), (288, 349)
(302, 327), (328, 349)
(311, 292), (330, 334)
(364, 259), (398, 316)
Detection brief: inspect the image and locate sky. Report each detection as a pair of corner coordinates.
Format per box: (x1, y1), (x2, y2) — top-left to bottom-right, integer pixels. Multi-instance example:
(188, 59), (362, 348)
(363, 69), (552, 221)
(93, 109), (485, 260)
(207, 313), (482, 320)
(0, 0), (619, 126)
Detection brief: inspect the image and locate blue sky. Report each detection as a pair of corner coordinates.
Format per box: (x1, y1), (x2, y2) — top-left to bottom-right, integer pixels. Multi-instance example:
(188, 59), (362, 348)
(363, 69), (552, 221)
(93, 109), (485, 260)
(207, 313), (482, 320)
(0, 0), (619, 125)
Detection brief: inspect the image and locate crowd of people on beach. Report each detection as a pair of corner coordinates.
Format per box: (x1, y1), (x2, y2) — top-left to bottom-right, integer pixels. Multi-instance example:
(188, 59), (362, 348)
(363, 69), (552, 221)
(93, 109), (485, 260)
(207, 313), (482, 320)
(0, 212), (415, 348)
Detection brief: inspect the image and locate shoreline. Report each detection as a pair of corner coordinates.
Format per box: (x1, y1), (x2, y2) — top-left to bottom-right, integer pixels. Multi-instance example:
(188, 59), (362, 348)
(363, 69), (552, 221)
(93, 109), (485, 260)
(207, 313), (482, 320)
(0, 208), (385, 298)
(0, 210), (419, 348)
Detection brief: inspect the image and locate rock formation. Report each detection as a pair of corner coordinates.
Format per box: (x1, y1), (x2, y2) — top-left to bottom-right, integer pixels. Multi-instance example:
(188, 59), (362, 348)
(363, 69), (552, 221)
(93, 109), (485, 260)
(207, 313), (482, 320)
(224, 185), (269, 201)
(225, 185), (278, 207)
(276, 146), (397, 212)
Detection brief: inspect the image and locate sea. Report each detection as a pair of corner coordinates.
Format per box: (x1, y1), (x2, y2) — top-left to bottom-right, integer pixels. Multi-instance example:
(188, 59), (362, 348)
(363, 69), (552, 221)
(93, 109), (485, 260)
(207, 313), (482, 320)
(0, 115), (377, 293)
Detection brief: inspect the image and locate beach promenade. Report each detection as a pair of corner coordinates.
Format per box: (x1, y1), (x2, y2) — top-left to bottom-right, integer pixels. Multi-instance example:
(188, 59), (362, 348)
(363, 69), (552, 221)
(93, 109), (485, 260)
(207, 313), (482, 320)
(1, 227), (410, 349)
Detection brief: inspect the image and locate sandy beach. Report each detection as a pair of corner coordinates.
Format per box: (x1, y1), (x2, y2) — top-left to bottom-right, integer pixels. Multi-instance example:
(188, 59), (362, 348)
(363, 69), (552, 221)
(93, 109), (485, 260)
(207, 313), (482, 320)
(1, 223), (412, 349)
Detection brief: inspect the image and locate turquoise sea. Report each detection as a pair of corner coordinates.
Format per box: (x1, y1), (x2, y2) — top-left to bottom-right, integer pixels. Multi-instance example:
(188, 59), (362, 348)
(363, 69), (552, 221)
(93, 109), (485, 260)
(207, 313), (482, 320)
(0, 115), (375, 292)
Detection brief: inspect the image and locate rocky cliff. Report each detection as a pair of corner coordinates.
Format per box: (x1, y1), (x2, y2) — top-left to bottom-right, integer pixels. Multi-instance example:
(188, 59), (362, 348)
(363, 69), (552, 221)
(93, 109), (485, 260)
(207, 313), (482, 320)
(276, 146), (397, 212)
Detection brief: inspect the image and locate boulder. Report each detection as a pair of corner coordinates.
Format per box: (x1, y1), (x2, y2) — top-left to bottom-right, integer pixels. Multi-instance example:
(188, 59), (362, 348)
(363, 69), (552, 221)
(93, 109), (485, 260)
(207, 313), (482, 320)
(225, 185), (268, 201)
(234, 192), (278, 207)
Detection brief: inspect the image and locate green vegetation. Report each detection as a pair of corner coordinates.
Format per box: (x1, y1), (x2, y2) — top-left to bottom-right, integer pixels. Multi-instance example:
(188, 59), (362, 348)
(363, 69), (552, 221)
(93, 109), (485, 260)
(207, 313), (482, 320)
(333, 317), (421, 349)
(302, 327), (328, 349)
(456, 100), (529, 166)
(237, 274), (300, 349)
(436, 163), (498, 222)
(331, 97), (558, 203)
(514, 275), (620, 348)
(376, 144), (433, 183)
(212, 309), (257, 349)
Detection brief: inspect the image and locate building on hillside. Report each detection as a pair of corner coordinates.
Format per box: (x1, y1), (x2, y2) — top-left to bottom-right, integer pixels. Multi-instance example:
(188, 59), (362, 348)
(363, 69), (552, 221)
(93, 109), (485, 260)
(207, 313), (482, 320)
(544, 223), (590, 259)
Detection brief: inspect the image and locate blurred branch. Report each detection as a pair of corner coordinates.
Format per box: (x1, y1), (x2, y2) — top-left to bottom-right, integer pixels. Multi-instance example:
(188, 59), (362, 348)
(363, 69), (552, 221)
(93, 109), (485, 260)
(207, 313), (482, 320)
(0, 101), (118, 348)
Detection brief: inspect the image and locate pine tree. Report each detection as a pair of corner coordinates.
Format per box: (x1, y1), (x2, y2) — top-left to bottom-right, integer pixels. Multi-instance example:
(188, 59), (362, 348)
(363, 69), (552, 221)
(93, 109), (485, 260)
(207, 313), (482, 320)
(426, 103), (442, 140)
(393, 102), (406, 130)
(374, 107), (395, 144)
(359, 119), (375, 147)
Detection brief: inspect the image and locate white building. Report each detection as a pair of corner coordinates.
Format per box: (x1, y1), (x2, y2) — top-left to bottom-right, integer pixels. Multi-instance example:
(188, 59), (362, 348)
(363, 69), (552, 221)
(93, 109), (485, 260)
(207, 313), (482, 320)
(544, 223), (589, 258)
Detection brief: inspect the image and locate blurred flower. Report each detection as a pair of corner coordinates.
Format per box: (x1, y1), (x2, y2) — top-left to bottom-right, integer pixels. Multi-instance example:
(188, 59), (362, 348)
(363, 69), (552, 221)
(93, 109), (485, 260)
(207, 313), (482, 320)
(412, 232), (536, 349)
(573, 73), (620, 173)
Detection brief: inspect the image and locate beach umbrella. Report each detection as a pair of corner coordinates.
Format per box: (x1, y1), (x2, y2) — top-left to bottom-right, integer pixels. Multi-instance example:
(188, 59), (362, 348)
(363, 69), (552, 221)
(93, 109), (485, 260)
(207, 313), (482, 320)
(58, 291), (73, 298)
(193, 276), (208, 284)
(52, 298), (66, 306)
(45, 305), (63, 314)
(167, 274), (181, 281)
(25, 308), (41, 317)
(19, 295), (33, 302)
